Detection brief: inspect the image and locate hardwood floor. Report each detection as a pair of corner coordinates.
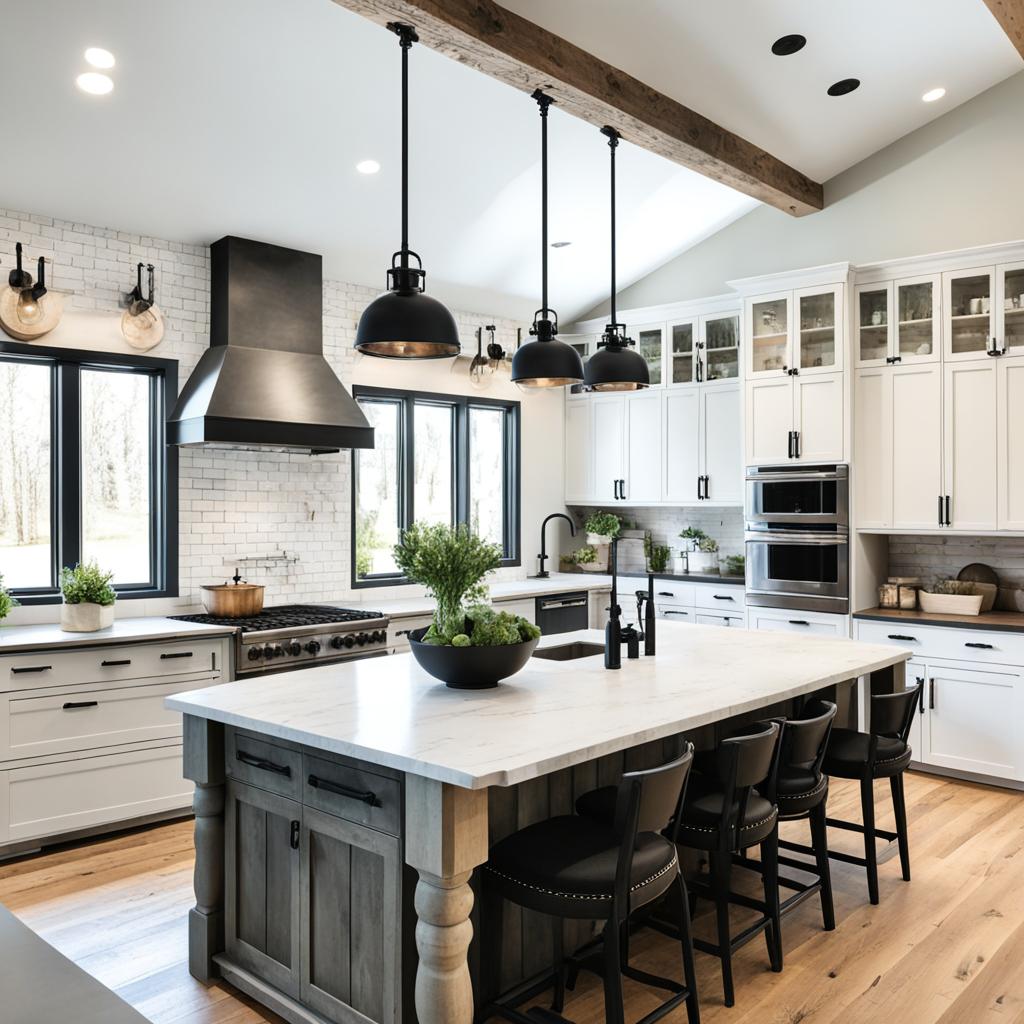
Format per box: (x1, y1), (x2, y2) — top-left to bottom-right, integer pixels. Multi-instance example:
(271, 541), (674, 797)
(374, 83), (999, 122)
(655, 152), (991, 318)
(1, 771), (1023, 1023)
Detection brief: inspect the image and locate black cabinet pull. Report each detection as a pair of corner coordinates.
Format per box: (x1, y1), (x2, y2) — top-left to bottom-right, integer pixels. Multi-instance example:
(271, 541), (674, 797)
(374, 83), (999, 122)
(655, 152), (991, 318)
(965, 642), (994, 650)
(696, 475), (702, 500)
(657, 591), (675, 597)
(101, 659), (131, 667)
(62, 700), (99, 710)
(787, 431), (795, 459)
(929, 681), (936, 710)
(937, 495), (944, 527)
(11, 665), (51, 674)
(664, 610), (689, 616)
(619, 479), (626, 500)
(704, 475), (710, 500)
(289, 819), (300, 850)
(944, 495), (951, 526)
(161, 651), (194, 660)
(916, 678), (925, 714)
(236, 750), (292, 777)
(887, 634), (918, 642)
(713, 594), (734, 601)
(789, 619), (810, 626)
(307, 774), (381, 807)
(795, 431), (801, 458)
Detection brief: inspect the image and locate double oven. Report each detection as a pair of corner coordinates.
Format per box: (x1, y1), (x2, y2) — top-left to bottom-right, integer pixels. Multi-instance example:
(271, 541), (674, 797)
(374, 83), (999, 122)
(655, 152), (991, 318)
(745, 464), (849, 614)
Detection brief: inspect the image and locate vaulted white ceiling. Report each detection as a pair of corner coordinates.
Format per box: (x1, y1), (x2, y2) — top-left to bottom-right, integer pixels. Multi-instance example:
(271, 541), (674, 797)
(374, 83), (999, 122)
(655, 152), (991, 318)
(0, 1), (1018, 320)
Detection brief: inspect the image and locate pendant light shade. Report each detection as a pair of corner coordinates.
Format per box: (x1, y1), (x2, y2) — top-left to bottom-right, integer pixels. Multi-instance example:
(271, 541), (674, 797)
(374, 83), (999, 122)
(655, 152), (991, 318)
(583, 126), (649, 393)
(511, 91), (583, 388)
(355, 23), (459, 359)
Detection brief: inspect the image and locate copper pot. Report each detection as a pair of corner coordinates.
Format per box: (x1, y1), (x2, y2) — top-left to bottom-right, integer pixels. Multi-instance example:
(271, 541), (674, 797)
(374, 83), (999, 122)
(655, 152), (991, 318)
(201, 570), (264, 617)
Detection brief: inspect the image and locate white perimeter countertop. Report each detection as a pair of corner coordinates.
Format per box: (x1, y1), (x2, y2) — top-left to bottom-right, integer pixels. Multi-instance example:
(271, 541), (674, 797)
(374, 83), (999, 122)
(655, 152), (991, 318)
(168, 623), (910, 790)
(0, 617), (236, 654)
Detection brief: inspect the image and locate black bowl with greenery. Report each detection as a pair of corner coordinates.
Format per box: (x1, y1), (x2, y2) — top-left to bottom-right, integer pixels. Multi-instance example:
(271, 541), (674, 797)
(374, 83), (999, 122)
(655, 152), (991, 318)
(394, 523), (542, 689)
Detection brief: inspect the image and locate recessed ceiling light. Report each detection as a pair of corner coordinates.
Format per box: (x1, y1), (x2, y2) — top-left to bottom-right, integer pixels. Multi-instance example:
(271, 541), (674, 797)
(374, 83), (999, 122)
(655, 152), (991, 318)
(551, 241), (571, 248)
(356, 159), (381, 175)
(76, 72), (114, 95)
(771, 34), (806, 56)
(827, 78), (861, 97)
(922, 87), (946, 103)
(84, 47), (115, 69)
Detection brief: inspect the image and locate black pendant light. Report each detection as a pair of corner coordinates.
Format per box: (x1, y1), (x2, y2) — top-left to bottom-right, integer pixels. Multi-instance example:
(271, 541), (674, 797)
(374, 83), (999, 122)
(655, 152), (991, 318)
(355, 23), (459, 359)
(511, 91), (584, 388)
(583, 126), (649, 392)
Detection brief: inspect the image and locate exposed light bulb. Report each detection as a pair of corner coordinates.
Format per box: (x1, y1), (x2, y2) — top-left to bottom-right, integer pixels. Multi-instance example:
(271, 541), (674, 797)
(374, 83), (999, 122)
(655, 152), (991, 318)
(922, 87), (946, 103)
(84, 47), (116, 69)
(76, 72), (114, 95)
(16, 290), (43, 325)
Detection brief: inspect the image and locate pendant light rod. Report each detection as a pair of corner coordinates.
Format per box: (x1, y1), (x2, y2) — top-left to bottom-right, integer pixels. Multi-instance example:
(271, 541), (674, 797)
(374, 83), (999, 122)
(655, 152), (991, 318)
(532, 89), (553, 319)
(601, 125), (621, 329)
(388, 22), (418, 272)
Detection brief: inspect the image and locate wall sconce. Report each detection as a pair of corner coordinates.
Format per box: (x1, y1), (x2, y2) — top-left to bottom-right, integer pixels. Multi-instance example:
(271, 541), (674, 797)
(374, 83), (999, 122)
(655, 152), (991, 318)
(121, 262), (164, 350)
(0, 242), (64, 341)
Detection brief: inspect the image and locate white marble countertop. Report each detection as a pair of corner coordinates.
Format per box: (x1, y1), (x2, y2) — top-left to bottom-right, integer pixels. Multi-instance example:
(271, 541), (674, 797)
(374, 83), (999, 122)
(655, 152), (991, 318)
(0, 617), (236, 654)
(167, 623), (910, 790)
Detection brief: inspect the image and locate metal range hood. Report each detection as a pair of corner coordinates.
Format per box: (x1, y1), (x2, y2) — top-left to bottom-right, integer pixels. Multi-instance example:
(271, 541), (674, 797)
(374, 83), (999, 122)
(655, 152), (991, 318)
(168, 236), (374, 454)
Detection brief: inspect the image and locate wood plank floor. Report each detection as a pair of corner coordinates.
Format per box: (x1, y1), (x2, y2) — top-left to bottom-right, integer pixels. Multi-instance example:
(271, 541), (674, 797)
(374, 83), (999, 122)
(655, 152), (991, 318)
(1, 771), (1023, 1023)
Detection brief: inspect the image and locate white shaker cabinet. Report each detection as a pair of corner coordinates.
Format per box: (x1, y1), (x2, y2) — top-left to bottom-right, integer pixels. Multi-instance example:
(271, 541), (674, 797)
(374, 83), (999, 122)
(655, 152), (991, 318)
(793, 372), (844, 462)
(746, 377), (793, 464)
(623, 390), (663, 503)
(563, 400), (593, 504)
(997, 358), (1024, 530)
(591, 394), (627, 503)
(663, 388), (701, 503)
(700, 384), (743, 504)
(943, 359), (998, 531)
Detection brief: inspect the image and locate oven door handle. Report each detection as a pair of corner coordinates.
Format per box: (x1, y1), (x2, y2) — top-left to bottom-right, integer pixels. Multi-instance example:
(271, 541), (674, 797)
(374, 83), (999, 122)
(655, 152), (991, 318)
(744, 469), (847, 483)
(745, 531), (848, 546)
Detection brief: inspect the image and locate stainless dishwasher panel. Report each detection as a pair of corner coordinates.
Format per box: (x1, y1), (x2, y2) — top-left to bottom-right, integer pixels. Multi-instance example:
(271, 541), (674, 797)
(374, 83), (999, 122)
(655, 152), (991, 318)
(535, 592), (590, 635)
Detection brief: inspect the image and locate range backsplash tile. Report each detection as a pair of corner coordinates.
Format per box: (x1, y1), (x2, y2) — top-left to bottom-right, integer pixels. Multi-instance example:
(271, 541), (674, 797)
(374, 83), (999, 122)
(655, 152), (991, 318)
(888, 535), (1024, 592)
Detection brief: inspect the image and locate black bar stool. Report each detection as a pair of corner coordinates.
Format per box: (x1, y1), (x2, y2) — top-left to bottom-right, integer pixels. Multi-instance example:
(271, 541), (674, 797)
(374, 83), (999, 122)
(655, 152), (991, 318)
(577, 722), (783, 1008)
(738, 700), (837, 932)
(822, 683), (922, 905)
(483, 747), (700, 1024)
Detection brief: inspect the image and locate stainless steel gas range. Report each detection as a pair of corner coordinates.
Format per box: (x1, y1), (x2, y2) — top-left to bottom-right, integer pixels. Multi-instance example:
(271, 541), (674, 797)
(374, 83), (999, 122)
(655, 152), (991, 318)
(170, 604), (390, 677)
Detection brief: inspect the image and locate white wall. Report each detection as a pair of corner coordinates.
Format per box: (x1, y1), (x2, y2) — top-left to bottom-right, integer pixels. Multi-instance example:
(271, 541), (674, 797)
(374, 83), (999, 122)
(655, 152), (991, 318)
(0, 207), (569, 621)
(580, 70), (1024, 317)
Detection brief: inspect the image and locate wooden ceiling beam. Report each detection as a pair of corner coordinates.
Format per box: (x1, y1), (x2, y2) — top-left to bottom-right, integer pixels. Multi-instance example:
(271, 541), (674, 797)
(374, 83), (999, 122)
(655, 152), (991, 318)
(983, 0), (1024, 59)
(330, 0), (824, 216)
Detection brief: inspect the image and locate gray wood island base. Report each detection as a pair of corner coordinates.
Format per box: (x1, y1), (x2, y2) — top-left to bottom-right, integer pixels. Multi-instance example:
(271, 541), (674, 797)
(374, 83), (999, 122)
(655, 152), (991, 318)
(169, 625), (910, 1024)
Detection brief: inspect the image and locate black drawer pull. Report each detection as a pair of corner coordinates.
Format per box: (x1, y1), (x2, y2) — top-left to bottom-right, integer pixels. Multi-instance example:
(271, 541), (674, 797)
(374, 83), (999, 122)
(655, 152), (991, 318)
(965, 642), (994, 650)
(308, 774), (381, 807)
(887, 634), (918, 642)
(62, 700), (99, 710)
(712, 595), (734, 601)
(657, 591), (675, 597)
(161, 651), (193, 660)
(11, 665), (51, 674)
(290, 819), (300, 850)
(664, 610), (689, 616)
(101, 659), (132, 667)
(236, 750), (292, 777)
(789, 620), (810, 626)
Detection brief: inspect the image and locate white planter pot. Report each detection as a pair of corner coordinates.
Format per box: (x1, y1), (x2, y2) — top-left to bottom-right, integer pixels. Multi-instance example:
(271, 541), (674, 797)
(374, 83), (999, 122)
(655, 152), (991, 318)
(61, 601), (115, 632)
(687, 552), (720, 575)
(586, 532), (613, 546)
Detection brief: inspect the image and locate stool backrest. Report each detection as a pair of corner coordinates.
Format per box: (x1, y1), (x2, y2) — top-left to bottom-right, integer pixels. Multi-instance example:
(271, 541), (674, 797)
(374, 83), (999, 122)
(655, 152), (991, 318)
(870, 683), (922, 744)
(713, 720), (781, 851)
(762, 699), (836, 804)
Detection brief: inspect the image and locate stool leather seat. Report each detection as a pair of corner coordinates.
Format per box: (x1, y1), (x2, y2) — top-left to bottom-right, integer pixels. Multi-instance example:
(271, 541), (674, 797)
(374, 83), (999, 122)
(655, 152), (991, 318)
(486, 815), (679, 919)
(769, 765), (829, 816)
(824, 728), (911, 778)
(676, 773), (777, 850)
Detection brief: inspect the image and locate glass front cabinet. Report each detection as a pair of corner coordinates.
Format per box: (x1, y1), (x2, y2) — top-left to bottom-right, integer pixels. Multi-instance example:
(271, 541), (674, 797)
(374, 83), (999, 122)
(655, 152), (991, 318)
(667, 319), (697, 384)
(855, 275), (940, 366)
(943, 267), (996, 361)
(701, 312), (740, 382)
(632, 322), (666, 387)
(747, 286), (843, 378)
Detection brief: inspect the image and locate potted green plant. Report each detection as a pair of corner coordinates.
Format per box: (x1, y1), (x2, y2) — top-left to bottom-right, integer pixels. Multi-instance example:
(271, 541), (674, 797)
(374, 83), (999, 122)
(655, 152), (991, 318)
(393, 523), (541, 688)
(643, 532), (671, 574)
(571, 545), (600, 572)
(59, 562), (116, 632)
(585, 510), (621, 546)
(0, 573), (18, 625)
(721, 554), (746, 579)
(689, 536), (720, 575)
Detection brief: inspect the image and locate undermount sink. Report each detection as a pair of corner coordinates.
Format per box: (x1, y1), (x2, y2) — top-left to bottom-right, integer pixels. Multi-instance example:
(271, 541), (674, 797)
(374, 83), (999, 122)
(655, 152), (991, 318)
(532, 641), (605, 662)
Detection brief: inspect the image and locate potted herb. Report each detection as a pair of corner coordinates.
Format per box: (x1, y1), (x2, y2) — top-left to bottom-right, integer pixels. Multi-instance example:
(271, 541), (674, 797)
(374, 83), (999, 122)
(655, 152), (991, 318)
(572, 544), (601, 572)
(59, 562), (116, 632)
(721, 554), (746, 579)
(643, 532), (672, 574)
(0, 573), (18, 625)
(393, 523), (541, 688)
(688, 537), (720, 575)
(585, 510), (621, 546)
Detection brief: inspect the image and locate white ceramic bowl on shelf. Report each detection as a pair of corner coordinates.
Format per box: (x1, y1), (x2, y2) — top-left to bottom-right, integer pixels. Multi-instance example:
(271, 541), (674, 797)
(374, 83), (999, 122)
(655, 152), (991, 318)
(918, 591), (984, 616)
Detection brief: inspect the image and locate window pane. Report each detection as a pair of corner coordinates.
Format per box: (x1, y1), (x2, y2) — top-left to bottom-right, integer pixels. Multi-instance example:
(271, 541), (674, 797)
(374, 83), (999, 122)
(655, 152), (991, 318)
(469, 407), (505, 548)
(414, 403), (453, 527)
(356, 400), (401, 577)
(81, 369), (152, 585)
(0, 361), (52, 589)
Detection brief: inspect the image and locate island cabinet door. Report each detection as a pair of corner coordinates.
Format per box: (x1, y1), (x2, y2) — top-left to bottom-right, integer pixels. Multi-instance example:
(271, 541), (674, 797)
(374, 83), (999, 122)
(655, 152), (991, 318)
(224, 780), (302, 998)
(299, 805), (402, 1024)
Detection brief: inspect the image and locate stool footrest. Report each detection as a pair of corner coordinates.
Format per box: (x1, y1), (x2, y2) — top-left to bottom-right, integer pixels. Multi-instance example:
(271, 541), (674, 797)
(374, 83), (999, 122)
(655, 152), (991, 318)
(826, 817), (899, 842)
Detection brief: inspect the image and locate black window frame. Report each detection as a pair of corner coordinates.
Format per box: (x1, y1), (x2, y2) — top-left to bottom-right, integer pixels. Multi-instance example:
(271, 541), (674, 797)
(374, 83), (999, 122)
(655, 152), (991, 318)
(0, 340), (178, 605)
(351, 385), (520, 588)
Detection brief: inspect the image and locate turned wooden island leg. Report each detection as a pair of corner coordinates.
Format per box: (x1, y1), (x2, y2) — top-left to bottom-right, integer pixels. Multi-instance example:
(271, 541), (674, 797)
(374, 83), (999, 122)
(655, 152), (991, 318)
(405, 775), (489, 1024)
(182, 715), (226, 983)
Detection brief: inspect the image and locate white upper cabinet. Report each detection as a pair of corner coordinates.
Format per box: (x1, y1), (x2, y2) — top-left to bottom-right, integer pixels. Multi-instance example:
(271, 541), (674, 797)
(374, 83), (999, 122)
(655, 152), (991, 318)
(624, 390), (663, 503)
(700, 312), (741, 383)
(943, 267), (997, 361)
(794, 372), (845, 462)
(591, 393), (628, 503)
(855, 283), (892, 367)
(663, 387), (701, 503)
(943, 359), (998, 531)
(891, 364), (944, 530)
(700, 384), (743, 504)
(997, 262), (1024, 357)
(998, 358), (1024, 530)
(895, 275), (941, 364)
(794, 285), (843, 375)
(667, 319), (698, 386)
(631, 322), (666, 387)
(745, 376), (794, 464)
(853, 366), (891, 528)
(563, 399), (594, 503)
(747, 292), (791, 378)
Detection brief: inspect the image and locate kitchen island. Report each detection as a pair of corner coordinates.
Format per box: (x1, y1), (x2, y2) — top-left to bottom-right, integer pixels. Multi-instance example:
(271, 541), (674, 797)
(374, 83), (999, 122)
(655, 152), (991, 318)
(167, 622), (910, 1024)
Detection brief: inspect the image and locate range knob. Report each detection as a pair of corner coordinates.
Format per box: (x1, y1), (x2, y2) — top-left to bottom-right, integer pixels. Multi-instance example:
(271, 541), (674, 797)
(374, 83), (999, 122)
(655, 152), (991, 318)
(330, 635), (345, 650)
(356, 633), (368, 647)
(262, 645), (276, 660)
(272, 644), (284, 659)
(247, 646), (262, 661)
(373, 630), (386, 643)
(288, 641), (302, 657)
(343, 634), (356, 649)
(305, 640), (321, 655)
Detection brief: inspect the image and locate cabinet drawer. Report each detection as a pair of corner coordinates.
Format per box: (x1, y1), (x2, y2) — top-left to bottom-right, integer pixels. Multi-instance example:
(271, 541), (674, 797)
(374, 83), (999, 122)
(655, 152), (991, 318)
(303, 753), (402, 837)
(0, 743), (192, 843)
(226, 729), (302, 800)
(753, 610), (845, 637)
(695, 613), (745, 629)
(1, 676), (212, 761)
(856, 620), (1024, 666)
(389, 615), (433, 653)
(657, 605), (694, 623)
(694, 584), (745, 612)
(0, 638), (224, 693)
